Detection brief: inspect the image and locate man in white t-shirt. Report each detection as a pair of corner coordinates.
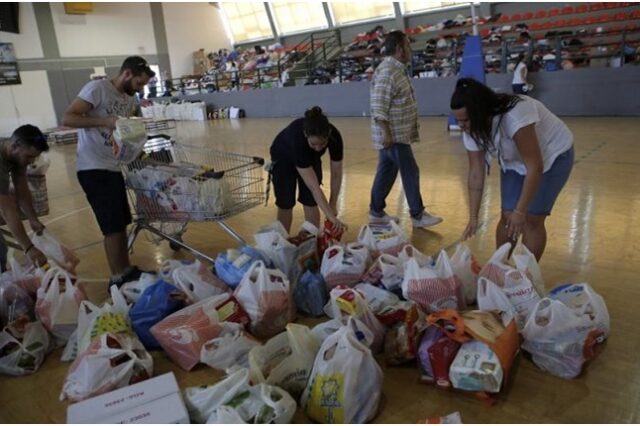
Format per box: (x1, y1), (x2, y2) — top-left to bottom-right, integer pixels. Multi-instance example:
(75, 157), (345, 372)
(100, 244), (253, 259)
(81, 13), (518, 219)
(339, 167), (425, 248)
(62, 56), (155, 287)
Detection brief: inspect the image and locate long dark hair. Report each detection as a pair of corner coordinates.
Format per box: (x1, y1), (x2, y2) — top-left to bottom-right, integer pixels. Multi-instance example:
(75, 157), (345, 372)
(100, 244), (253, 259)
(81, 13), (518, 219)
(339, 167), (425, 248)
(450, 78), (521, 149)
(303, 106), (331, 138)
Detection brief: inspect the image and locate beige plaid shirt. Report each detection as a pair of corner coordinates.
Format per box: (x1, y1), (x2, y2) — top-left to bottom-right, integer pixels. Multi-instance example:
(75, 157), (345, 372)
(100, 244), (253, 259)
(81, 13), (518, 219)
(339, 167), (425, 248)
(370, 56), (419, 149)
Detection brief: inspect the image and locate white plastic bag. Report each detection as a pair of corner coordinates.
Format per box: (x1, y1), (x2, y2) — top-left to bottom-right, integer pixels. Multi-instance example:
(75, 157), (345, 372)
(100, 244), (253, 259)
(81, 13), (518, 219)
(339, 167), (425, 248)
(354, 283), (400, 315)
(361, 253), (404, 291)
(31, 229), (80, 274)
(112, 118), (147, 164)
(450, 243), (480, 305)
(254, 222), (297, 282)
(206, 406), (246, 424)
(172, 260), (228, 304)
(477, 277), (517, 326)
(35, 267), (87, 345)
(512, 240), (545, 295)
(200, 322), (260, 371)
(233, 261), (294, 340)
(302, 318), (383, 424)
(401, 250), (466, 313)
(397, 244), (433, 269)
(320, 245), (367, 290)
(59, 332), (153, 402)
(323, 287), (386, 353)
(0, 320), (51, 376)
(120, 272), (158, 303)
(310, 316), (374, 348)
(357, 221), (408, 256)
(76, 285), (131, 354)
(522, 297), (604, 379)
(184, 368), (254, 423)
(449, 340), (504, 393)
(548, 283), (610, 338)
(248, 323), (319, 399)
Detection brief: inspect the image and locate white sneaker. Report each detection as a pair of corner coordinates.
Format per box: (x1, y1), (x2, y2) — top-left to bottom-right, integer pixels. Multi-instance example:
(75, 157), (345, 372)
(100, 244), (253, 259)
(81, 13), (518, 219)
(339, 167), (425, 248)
(368, 212), (400, 224)
(412, 211), (443, 228)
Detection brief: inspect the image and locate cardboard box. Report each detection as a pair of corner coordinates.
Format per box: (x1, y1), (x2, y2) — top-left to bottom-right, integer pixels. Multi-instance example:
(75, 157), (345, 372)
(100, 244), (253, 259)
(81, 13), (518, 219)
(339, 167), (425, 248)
(99, 392), (189, 424)
(67, 373), (182, 424)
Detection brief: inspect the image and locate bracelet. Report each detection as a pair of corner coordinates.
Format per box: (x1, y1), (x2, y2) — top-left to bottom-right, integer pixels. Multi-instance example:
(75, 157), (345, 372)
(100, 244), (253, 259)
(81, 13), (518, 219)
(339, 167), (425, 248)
(24, 244), (34, 254)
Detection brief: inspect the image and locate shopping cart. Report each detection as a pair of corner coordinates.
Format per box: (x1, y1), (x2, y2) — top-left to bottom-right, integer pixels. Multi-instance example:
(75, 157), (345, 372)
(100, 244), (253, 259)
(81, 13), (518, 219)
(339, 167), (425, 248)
(123, 136), (265, 262)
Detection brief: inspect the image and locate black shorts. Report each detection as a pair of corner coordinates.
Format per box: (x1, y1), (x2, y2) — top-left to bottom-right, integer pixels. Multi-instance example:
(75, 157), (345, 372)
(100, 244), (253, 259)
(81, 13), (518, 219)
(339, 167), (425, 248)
(271, 161), (322, 209)
(77, 170), (132, 236)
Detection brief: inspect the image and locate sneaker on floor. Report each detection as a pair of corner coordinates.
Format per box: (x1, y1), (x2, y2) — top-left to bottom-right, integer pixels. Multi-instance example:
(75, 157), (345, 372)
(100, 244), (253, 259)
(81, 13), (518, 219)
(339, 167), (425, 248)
(368, 212), (400, 224)
(412, 211), (443, 228)
(109, 266), (149, 289)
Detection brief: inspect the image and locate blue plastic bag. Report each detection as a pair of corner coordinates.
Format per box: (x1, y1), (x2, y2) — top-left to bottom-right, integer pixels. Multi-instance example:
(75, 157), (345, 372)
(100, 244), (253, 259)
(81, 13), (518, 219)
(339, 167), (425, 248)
(293, 270), (328, 317)
(129, 280), (184, 349)
(214, 246), (271, 289)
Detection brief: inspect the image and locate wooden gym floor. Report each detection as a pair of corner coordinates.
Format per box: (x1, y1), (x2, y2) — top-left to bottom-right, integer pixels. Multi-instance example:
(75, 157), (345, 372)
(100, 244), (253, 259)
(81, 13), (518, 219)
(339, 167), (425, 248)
(1, 116), (639, 423)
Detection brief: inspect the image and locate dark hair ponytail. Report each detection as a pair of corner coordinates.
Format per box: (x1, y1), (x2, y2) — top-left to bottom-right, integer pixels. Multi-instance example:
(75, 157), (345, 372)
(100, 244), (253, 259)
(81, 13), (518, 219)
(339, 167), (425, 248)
(303, 106), (330, 138)
(450, 78), (521, 149)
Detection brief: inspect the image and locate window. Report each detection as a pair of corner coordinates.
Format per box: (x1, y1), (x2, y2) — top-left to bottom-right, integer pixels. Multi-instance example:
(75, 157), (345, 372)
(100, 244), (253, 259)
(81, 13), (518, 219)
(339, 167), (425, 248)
(402, 1), (463, 14)
(329, 2), (395, 25)
(269, 2), (328, 35)
(220, 3), (273, 43)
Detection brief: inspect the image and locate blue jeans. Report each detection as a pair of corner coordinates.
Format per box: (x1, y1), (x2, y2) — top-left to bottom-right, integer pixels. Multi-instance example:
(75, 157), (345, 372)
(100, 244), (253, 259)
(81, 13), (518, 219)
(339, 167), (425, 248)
(370, 143), (424, 219)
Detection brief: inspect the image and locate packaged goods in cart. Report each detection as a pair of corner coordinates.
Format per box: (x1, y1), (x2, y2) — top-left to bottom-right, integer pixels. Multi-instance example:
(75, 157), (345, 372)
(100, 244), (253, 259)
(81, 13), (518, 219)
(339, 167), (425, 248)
(111, 118), (147, 164)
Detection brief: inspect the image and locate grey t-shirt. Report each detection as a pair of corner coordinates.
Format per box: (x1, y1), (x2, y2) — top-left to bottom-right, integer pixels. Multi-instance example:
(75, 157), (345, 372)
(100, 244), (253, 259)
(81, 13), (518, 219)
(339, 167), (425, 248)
(0, 139), (24, 195)
(76, 80), (137, 172)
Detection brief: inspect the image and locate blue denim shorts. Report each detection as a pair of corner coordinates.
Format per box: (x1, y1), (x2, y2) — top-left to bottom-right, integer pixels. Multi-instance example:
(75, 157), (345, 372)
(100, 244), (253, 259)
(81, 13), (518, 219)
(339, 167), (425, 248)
(500, 146), (574, 216)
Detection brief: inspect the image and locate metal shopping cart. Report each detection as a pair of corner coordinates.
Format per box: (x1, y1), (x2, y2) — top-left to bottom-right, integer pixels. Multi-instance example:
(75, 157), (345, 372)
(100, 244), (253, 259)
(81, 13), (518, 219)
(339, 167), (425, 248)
(123, 136), (265, 262)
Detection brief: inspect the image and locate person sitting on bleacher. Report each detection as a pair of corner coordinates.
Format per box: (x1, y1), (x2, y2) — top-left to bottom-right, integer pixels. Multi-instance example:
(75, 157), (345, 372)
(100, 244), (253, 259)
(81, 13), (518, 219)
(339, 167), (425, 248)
(0, 125), (49, 270)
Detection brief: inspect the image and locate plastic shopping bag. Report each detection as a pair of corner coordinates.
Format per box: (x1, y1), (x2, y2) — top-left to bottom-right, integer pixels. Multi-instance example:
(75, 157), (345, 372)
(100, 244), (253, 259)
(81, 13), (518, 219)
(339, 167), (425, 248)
(357, 221), (408, 256)
(522, 296), (607, 379)
(401, 250), (466, 313)
(324, 286), (386, 353)
(120, 272), (158, 303)
(206, 383), (296, 424)
(0, 319), (51, 376)
(512, 240), (545, 295)
(129, 279), (185, 349)
(200, 322), (260, 371)
(76, 285), (132, 355)
(60, 332), (153, 402)
(397, 244), (433, 269)
(548, 283), (610, 338)
(0, 280), (34, 328)
(361, 253), (404, 291)
(35, 267), (87, 345)
(233, 261), (294, 340)
(249, 323), (319, 399)
(310, 316), (375, 348)
(317, 219), (344, 259)
(215, 246), (271, 289)
(450, 243), (481, 305)
(184, 368), (253, 423)
(31, 229), (80, 274)
(293, 270), (328, 317)
(353, 283), (401, 316)
(479, 242), (544, 294)
(301, 318), (383, 424)
(151, 294), (248, 371)
(172, 260), (228, 304)
(477, 277), (517, 326)
(7, 257), (43, 296)
(383, 303), (427, 365)
(254, 222), (298, 282)
(320, 245), (368, 290)
(111, 118), (147, 164)
(288, 221), (320, 284)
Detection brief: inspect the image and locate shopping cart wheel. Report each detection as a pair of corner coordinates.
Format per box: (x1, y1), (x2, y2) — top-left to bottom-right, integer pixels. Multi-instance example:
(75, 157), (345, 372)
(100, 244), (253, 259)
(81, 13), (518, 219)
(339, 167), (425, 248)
(169, 238), (183, 251)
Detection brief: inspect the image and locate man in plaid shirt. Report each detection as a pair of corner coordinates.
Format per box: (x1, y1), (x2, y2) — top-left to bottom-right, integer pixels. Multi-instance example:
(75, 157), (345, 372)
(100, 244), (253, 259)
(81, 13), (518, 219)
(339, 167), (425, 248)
(369, 31), (442, 228)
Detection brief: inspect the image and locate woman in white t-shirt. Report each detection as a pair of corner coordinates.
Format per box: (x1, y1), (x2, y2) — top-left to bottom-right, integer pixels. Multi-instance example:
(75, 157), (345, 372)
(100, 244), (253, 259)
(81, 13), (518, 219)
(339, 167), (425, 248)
(450, 78), (574, 260)
(512, 53), (528, 94)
